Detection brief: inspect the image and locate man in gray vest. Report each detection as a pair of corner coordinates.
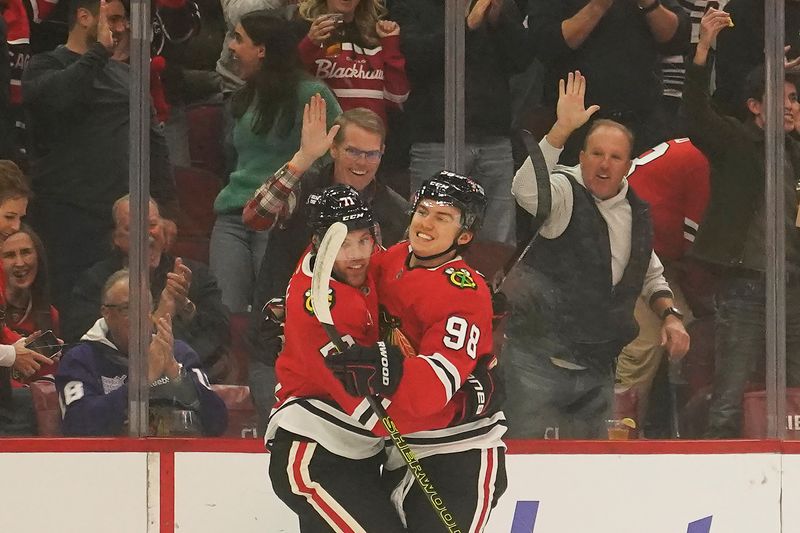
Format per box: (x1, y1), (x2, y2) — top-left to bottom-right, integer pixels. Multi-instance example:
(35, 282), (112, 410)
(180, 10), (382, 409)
(503, 70), (690, 439)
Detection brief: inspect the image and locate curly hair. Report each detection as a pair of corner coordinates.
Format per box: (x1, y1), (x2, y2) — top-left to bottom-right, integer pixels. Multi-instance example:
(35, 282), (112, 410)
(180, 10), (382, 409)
(298, 0), (387, 46)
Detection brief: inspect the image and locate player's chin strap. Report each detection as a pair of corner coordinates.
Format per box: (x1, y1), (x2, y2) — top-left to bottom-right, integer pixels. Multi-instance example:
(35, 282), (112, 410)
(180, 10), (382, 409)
(411, 240), (460, 262)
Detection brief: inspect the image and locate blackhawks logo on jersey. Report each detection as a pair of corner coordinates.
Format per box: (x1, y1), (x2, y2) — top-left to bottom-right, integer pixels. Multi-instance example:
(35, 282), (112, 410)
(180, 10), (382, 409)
(444, 267), (477, 290)
(304, 288), (335, 316)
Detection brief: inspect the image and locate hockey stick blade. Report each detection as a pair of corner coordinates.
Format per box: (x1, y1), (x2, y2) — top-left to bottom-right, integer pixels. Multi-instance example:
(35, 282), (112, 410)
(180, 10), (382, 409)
(310, 222), (462, 533)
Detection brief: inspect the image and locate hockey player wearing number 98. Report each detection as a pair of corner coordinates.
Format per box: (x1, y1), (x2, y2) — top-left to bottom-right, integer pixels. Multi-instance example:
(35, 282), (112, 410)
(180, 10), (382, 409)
(266, 184), (408, 532)
(325, 172), (508, 532)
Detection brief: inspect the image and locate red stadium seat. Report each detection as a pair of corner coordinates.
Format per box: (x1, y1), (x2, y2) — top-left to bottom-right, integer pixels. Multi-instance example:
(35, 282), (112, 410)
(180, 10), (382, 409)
(186, 103), (226, 179)
(226, 312), (252, 386)
(30, 381), (61, 437)
(173, 165), (221, 239)
(210, 384), (258, 439)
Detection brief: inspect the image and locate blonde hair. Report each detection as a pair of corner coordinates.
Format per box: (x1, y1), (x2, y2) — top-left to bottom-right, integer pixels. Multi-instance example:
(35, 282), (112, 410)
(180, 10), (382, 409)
(299, 0), (387, 46)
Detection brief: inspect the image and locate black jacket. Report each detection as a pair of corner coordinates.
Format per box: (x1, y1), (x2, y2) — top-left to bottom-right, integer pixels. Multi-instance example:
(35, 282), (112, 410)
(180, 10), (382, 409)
(391, 0), (533, 143)
(62, 251), (230, 368)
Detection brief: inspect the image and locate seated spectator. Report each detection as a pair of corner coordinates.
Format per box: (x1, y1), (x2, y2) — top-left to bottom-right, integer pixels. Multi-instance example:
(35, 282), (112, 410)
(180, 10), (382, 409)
(210, 9), (340, 312)
(297, 0), (409, 125)
(0, 18), (13, 159)
(21, 0), (179, 313)
(242, 98), (409, 434)
(2, 224), (61, 387)
(62, 195), (231, 381)
(56, 269), (227, 436)
(2, 224), (59, 337)
(0, 161), (55, 434)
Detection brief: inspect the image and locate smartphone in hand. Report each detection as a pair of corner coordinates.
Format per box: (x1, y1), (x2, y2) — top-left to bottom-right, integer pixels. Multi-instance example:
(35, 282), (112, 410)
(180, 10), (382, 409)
(25, 330), (61, 359)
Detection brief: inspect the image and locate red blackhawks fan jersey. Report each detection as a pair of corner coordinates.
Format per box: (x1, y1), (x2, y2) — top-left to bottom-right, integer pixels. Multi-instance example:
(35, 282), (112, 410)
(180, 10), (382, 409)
(627, 138), (710, 261)
(372, 242), (506, 468)
(297, 33), (409, 124)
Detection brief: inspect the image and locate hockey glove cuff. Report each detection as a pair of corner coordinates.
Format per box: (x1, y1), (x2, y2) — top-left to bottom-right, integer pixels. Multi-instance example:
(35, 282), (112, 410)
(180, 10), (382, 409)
(325, 341), (404, 397)
(451, 355), (505, 425)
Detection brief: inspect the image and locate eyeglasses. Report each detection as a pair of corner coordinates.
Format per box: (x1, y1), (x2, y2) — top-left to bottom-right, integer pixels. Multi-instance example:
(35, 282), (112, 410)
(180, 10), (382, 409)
(343, 146), (383, 162)
(102, 302), (130, 316)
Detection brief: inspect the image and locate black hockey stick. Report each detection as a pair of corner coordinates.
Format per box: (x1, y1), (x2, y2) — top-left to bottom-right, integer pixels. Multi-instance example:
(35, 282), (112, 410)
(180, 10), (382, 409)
(311, 222), (462, 533)
(492, 129), (551, 293)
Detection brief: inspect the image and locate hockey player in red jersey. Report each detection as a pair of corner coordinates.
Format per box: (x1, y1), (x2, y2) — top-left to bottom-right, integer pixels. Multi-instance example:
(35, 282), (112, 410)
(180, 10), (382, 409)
(326, 171), (507, 533)
(266, 184), (407, 533)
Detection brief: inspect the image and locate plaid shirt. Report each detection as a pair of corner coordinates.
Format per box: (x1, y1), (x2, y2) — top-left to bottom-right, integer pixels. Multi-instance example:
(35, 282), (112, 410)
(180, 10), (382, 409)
(242, 163), (303, 231)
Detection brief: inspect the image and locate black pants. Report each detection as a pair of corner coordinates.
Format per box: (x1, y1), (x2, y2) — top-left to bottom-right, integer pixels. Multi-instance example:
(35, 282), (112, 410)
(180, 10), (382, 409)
(384, 447), (507, 533)
(269, 429), (407, 533)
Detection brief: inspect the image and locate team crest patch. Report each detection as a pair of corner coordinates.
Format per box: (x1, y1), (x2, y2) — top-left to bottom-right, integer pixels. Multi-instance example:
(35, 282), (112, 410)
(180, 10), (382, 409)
(444, 267), (477, 289)
(304, 288), (335, 316)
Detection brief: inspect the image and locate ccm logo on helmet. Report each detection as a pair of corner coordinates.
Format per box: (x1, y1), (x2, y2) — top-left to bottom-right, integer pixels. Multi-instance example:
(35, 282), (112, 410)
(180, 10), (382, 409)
(378, 342), (390, 386)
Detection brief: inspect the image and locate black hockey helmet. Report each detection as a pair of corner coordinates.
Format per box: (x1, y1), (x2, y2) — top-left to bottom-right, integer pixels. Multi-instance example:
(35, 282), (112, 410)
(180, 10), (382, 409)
(307, 184), (376, 238)
(412, 171), (487, 233)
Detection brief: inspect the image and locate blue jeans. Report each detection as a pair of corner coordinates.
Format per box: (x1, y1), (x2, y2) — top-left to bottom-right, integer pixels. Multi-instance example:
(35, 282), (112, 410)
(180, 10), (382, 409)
(501, 336), (615, 439)
(210, 213), (270, 312)
(706, 275), (800, 438)
(409, 138), (516, 245)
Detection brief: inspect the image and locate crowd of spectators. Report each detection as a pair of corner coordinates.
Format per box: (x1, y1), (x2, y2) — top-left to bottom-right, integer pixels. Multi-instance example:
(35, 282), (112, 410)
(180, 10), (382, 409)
(0, 0), (798, 442)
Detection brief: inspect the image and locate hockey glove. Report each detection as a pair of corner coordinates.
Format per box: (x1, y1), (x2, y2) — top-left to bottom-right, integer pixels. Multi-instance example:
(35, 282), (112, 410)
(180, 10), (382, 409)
(450, 355), (505, 425)
(325, 341), (404, 397)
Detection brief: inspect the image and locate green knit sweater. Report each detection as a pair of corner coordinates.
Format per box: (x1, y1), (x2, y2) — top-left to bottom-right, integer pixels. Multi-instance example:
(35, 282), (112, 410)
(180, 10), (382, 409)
(214, 78), (341, 214)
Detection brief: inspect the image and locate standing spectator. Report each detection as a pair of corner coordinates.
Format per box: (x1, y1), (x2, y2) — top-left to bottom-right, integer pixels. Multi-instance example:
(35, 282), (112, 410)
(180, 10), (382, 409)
(714, 0), (800, 118)
(63, 195), (230, 381)
(615, 138), (712, 429)
(503, 72), (689, 439)
(2, 0), (31, 164)
(528, 0), (691, 165)
(242, 98), (408, 434)
(657, 0), (708, 139)
(216, 0), (290, 96)
(297, 0), (408, 125)
(0, 16), (13, 159)
(391, 0), (533, 245)
(210, 9), (339, 312)
(685, 8), (800, 438)
(21, 0), (179, 313)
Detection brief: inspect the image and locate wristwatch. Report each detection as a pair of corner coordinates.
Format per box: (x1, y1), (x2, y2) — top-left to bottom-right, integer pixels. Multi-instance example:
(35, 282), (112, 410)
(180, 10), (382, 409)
(660, 306), (684, 321)
(639, 0), (660, 14)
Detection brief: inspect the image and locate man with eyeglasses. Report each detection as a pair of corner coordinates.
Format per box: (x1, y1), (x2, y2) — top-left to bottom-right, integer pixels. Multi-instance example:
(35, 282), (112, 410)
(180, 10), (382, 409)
(62, 194), (230, 382)
(56, 269), (227, 436)
(242, 98), (409, 435)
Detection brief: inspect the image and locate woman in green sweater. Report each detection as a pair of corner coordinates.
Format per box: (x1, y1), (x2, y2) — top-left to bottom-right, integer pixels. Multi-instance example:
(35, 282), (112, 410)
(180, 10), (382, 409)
(211, 9), (340, 312)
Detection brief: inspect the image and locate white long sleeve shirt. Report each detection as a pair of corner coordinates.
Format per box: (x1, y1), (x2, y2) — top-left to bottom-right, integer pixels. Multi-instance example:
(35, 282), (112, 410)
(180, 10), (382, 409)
(511, 136), (672, 303)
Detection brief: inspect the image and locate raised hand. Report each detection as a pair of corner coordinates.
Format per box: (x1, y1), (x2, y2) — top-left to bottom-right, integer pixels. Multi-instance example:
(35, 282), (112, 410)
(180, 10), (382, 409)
(697, 7), (732, 50)
(546, 70), (600, 148)
(97, 0), (116, 51)
(376, 20), (400, 38)
(308, 14), (337, 47)
(293, 94), (340, 172)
